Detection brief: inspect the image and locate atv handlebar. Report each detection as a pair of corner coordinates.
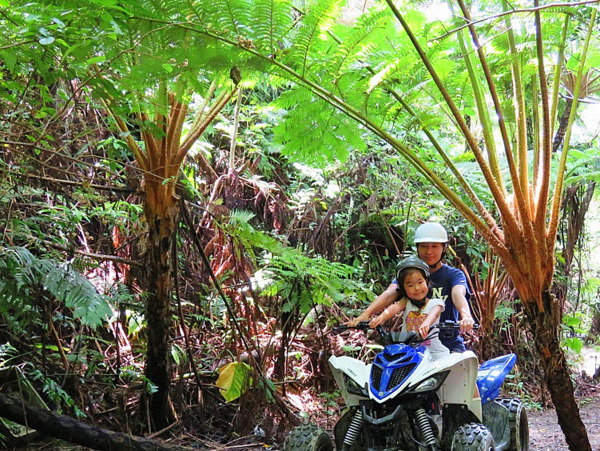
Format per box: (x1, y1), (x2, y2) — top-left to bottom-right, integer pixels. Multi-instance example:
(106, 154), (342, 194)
(334, 320), (479, 346)
(333, 321), (371, 334)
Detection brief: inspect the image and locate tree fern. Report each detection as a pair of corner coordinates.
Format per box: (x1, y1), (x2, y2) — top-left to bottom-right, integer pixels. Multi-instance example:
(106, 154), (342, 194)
(260, 249), (372, 314)
(249, 0), (295, 57)
(208, 0), (252, 37)
(328, 8), (391, 84)
(0, 247), (112, 329)
(288, 0), (343, 77)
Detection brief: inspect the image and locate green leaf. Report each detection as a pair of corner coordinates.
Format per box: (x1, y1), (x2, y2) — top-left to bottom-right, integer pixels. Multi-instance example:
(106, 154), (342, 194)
(216, 361), (253, 402)
(562, 315), (581, 328)
(87, 55), (107, 65)
(565, 337), (582, 353)
(39, 36), (55, 45)
(1, 51), (17, 72)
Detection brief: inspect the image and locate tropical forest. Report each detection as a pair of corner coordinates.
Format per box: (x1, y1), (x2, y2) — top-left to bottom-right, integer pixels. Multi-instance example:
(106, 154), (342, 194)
(1, 0), (600, 450)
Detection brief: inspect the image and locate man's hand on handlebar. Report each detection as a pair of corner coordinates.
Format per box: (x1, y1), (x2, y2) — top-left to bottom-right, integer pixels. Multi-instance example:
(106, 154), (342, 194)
(459, 316), (475, 333)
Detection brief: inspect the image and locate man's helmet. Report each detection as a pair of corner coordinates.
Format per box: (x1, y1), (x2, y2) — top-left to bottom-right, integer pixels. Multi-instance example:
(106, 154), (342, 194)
(396, 256), (430, 280)
(414, 222), (448, 244)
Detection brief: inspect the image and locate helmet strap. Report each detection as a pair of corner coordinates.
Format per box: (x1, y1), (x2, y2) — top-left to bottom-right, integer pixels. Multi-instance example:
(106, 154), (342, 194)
(409, 296), (427, 309)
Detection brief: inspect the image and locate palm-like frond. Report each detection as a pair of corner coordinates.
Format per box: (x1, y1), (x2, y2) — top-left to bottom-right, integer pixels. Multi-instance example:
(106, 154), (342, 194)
(249, 0), (295, 57)
(207, 0), (252, 37)
(0, 247), (111, 328)
(288, 0), (342, 76)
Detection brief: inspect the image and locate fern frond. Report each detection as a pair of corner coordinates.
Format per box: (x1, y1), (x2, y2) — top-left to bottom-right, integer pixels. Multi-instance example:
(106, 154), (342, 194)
(229, 209), (256, 225)
(207, 0), (252, 37)
(249, 0), (295, 57)
(288, 0), (343, 76)
(0, 247), (111, 328)
(328, 9), (389, 81)
(46, 262), (113, 327)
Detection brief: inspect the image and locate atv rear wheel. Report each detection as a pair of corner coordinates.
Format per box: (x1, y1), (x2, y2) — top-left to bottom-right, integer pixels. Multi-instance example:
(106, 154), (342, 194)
(451, 422), (495, 451)
(283, 423), (333, 451)
(497, 398), (529, 450)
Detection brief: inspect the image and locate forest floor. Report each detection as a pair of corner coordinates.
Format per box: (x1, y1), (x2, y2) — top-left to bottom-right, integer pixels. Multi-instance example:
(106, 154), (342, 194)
(254, 385), (600, 450)
(10, 348), (600, 451)
(526, 345), (600, 450)
(238, 387), (600, 450)
(528, 390), (600, 450)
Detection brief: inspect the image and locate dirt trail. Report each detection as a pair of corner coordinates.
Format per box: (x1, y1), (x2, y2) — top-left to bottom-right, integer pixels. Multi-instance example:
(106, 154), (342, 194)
(528, 343), (600, 451)
(528, 394), (600, 450)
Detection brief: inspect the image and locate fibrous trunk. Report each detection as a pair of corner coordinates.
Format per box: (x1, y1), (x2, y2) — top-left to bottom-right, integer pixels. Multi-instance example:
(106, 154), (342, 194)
(144, 206), (177, 430)
(524, 291), (591, 451)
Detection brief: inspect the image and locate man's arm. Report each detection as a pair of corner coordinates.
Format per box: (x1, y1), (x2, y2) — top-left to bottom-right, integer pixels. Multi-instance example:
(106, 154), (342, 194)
(451, 284), (474, 332)
(347, 283), (398, 326)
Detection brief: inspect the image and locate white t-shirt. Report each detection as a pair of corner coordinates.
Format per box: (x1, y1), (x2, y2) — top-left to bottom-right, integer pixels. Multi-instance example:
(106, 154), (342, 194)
(401, 297), (449, 359)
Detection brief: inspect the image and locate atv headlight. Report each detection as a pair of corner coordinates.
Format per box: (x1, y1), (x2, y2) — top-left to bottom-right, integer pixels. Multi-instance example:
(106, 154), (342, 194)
(411, 371), (449, 393)
(344, 374), (368, 396)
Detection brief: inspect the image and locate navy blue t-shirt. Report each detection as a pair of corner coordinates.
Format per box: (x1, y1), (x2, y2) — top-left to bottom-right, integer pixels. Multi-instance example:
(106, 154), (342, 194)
(393, 263), (471, 352)
(429, 264), (471, 352)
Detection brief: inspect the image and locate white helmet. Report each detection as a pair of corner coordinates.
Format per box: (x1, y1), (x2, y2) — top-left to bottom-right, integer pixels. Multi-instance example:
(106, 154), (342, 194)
(414, 222), (448, 244)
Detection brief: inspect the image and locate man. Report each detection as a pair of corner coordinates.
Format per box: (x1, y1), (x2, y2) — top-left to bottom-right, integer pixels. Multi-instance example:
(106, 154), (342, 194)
(348, 222), (475, 352)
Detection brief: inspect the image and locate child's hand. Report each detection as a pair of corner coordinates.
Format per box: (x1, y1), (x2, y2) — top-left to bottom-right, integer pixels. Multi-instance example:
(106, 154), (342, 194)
(418, 323), (430, 339)
(369, 315), (385, 328)
(347, 313), (368, 327)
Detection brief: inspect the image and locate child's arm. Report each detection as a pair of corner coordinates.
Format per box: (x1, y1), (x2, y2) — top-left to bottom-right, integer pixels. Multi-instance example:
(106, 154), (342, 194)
(418, 305), (444, 339)
(347, 283), (398, 326)
(370, 299), (407, 328)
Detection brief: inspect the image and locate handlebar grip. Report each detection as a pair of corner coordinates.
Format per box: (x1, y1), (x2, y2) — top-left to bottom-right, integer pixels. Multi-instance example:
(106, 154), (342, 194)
(333, 321), (371, 334)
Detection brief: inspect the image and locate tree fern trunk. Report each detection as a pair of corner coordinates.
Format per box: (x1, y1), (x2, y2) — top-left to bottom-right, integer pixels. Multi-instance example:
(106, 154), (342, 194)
(555, 181), (596, 311)
(524, 291), (591, 451)
(144, 209), (176, 430)
(552, 97), (573, 152)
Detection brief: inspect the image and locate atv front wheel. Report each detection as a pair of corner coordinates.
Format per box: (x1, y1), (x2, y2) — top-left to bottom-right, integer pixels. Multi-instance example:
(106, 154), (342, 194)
(497, 398), (529, 450)
(283, 423), (333, 451)
(451, 422), (495, 451)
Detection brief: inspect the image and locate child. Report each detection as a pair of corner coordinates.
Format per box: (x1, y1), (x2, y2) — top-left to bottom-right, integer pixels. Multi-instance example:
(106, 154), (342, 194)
(370, 256), (449, 359)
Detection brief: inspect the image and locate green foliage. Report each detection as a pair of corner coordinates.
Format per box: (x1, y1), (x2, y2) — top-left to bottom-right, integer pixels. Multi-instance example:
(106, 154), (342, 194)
(29, 368), (86, 418)
(562, 313), (584, 353)
(0, 246), (112, 329)
(249, 0), (295, 57)
(565, 145), (600, 185)
(259, 248), (371, 314)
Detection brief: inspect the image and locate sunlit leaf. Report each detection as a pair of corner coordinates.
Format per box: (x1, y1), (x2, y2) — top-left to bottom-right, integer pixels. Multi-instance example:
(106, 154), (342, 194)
(216, 361), (253, 402)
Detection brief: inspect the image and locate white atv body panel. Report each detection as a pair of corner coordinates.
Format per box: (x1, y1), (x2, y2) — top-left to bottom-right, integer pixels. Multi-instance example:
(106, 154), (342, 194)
(329, 355), (371, 407)
(329, 348), (482, 420)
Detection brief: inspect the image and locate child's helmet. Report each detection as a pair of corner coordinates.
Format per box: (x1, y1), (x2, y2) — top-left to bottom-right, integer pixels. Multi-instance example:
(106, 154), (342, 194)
(414, 222), (448, 244)
(396, 256), (430, 281)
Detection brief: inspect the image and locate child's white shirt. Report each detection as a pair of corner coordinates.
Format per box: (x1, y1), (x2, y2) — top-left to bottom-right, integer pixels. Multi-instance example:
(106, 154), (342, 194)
(401, 297), (450, 359)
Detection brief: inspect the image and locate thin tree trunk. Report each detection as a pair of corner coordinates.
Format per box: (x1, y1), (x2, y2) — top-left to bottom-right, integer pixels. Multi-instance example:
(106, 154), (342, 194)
(554, 181), (596, 314)
(562, 182), (596, 272)
(588, 304), (600, 341)
(525, 291), (591, 451)
(552, 97), (573, 152)
(144, 208), (177, 430)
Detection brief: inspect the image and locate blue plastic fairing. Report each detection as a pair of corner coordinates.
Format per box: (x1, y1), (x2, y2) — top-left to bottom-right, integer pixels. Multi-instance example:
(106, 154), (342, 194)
(477, 353), (517, 404)
(370, 344), (422, 400)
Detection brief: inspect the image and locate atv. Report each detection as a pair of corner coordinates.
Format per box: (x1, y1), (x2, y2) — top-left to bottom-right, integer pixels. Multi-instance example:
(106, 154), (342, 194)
(283, 321), (528, 450)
